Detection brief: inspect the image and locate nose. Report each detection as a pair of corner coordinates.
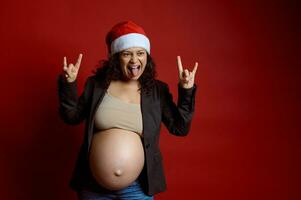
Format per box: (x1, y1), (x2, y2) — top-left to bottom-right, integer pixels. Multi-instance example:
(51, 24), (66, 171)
(130, 54), (138, 63)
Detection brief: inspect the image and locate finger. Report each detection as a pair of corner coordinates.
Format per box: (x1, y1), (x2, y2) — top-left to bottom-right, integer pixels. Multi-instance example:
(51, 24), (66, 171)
(64, 65), (71, 77)
(189, 72), (194, 80)
(64, 68), (71, 78)
(63, 66), (68, 72)
(185, 69), (189, 76)
(75, 53), (83, 68)
(192, 62), (198, 75)
(183, 69), (189, 79)
(68, 63), (74, 68)
(177, 56), (183, 76)
(63, 56), (67, 68)
(67, 63), (75, 73)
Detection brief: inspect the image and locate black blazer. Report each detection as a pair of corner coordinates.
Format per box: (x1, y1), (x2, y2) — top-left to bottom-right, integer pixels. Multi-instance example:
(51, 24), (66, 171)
(57, 74), (197, 196)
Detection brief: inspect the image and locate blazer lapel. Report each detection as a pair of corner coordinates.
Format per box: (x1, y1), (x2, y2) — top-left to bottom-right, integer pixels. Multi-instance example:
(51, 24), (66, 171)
(141, 89), (152, 141)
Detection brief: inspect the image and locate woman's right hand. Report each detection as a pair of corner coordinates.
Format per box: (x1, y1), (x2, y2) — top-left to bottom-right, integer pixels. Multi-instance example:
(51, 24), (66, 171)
(63, 53), (83, 83)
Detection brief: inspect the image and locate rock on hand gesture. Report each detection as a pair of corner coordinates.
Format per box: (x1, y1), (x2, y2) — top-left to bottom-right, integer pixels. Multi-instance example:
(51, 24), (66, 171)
(63, 54), (83, 83)
(177, 56), (198, 89)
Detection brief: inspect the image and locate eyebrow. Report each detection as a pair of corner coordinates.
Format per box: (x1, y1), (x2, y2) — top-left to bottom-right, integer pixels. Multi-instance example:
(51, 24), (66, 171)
(123, 49), (146, 53)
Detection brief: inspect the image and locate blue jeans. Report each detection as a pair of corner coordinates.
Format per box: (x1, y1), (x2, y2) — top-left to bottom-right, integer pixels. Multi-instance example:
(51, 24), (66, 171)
(77, 180), (154, 200)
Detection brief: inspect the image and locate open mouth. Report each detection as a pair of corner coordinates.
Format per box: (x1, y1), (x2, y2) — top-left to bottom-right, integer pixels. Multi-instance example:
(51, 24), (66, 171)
(127, 65), (141, 77)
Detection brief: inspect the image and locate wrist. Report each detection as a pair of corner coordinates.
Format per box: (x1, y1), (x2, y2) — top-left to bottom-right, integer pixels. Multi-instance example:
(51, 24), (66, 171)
(179, 82), (193, 89)
(66, 78), (76, 83)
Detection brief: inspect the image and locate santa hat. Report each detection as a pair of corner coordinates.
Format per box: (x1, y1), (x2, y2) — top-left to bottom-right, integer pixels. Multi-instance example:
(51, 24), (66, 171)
(106, 21), (150, 55)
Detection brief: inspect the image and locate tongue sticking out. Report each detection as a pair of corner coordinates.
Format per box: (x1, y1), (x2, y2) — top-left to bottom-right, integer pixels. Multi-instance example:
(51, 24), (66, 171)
(129, 67), (139, 77)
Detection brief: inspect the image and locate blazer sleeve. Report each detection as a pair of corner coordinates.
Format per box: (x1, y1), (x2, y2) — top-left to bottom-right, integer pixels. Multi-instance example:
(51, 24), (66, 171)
(161, 82), (197, 136)
(57, 74), (93, 125)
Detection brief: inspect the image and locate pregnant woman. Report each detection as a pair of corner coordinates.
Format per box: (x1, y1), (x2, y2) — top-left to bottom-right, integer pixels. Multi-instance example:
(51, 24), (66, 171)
(58, 21), (198, 200)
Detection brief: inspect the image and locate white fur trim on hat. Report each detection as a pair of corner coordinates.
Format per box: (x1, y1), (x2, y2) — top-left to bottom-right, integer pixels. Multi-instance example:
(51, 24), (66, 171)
(110, 33), (150, 55)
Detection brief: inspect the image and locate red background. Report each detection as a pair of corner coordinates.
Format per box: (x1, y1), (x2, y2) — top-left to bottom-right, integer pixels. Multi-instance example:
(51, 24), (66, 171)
(0, 0), (300, 199)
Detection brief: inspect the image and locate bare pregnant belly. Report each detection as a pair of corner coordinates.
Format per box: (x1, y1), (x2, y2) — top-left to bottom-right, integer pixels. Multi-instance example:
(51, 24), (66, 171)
(89, 128), (145, 190)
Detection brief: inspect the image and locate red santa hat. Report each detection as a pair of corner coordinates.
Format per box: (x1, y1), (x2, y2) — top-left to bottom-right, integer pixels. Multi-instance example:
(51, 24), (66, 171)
(106, 21), (150, 55)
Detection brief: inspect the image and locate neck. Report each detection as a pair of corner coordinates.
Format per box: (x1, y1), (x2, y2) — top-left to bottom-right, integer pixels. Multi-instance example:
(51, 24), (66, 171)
(116, 79), (140, 89)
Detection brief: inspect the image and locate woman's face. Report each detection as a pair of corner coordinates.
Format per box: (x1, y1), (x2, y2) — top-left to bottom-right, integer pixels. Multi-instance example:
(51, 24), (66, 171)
(119, 47), (147, 81)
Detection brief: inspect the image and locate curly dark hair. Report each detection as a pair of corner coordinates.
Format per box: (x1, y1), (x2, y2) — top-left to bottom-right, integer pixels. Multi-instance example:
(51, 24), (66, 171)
(93, 53), (157, 93)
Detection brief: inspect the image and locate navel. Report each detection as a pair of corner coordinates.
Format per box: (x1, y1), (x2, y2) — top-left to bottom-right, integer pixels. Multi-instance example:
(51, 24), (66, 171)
(114, 169), (123, 176)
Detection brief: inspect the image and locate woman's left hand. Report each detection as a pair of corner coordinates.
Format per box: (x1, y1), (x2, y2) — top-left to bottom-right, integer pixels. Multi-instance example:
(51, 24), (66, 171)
(177, 56), (198, 89)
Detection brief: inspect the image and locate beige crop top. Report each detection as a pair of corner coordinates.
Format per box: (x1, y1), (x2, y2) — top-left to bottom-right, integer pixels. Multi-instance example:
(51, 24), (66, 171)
(94, 91), (143, 135)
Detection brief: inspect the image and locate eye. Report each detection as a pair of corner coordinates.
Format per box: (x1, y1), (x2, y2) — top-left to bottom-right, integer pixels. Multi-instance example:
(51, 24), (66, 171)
(137, 51), (145, 56)
(122, 52), (130, 57)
